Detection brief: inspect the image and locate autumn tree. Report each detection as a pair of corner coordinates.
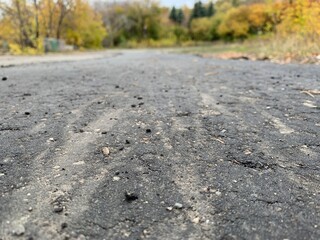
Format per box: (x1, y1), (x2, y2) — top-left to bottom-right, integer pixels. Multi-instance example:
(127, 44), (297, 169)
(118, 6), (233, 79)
(126, 0), (162, 41)
(64, 0), (106, 48)
(190, 17), (213, 41)
(0, 0), (36, 48)
(95, 2), (133, 47)
(217, 6), (250, 40)
(0, 0), (105, 51)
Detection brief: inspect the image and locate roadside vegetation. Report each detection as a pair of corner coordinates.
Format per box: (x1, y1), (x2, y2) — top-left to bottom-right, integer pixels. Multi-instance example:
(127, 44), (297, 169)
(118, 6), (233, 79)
(0, 0), (320, 62)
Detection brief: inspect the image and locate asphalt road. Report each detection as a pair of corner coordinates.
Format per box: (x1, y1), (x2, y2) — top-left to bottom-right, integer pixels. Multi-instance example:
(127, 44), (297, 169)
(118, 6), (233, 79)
(0, 50), (319, 240)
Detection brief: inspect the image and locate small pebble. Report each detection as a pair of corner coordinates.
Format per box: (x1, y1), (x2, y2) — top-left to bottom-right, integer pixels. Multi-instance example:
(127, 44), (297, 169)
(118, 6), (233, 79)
(113, 176), (120, 181)
(102, 147), (110, 156)
(77, 234), (86, 240)
(166, 207), (173, 211)
(11, 224), (25, 236)
(53, 205), (63, 213)
(215, 191), (222, 196)
(174, 203), (183, 209)
(192, 217), (200, 224)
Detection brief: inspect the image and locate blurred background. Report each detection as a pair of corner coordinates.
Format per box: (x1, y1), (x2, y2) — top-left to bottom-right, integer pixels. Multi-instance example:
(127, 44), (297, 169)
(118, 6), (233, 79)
(0, 0), (319, 62)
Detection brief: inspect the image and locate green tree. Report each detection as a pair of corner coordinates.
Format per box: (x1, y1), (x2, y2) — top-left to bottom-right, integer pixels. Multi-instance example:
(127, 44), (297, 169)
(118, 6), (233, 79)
(176, 9), (184, 24)
(191, 1), (207, 20)
(169, 6), (177, 22)
(207, 2), (215, 17)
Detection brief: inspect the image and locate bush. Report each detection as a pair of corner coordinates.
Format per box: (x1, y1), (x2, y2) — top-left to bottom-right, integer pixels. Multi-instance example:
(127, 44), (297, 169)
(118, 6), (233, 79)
(217, 7), (250, 40)
(190, 17), (214, 41)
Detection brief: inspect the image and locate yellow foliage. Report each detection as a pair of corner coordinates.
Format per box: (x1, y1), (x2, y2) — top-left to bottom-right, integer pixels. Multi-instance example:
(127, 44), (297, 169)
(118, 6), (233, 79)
(217, 7), (250, 39)
(0, 17), (17, 42)
(0, 0), (106, 52)
(275, 0), (320, 39)
(9, 43), (42, 55)
(190, 17), (214, 41)
(8, 43), (23, 55)
(247, 4), (269, 30)
(64, 0), (107, 48)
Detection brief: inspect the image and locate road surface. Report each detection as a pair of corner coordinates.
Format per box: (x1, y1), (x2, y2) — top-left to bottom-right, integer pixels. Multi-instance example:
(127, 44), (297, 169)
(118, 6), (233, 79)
(0, 50), (319, 240)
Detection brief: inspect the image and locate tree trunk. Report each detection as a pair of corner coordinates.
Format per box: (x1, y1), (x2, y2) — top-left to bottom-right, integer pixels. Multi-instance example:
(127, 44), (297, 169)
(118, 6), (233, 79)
(33, 0), (39, 39)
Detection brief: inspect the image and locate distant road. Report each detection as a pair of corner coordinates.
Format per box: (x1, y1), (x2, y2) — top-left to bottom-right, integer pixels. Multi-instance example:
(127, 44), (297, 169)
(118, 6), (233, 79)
(0, 50), (319, 239)
(0, 51), (122, 67)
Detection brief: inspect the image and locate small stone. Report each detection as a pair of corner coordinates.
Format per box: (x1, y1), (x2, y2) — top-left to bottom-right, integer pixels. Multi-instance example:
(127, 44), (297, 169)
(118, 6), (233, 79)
(215, 191), (222, 196)
(174, 203), (183, 209)
(125, 191), (138, 202)
(77, 234), (86, 240)
(28, 207), (33, 212)
(53, 205), (63, 213)
(48, 138), (55, 142)
(101, 131), (107, 134)
(146, 129), (152, 133)
(192, 217), (200, 224)
(73, 161), (85, 166)
(25, 112), (31, 115)
(11, 223), (25, 236)
(166, 207), (173, 211)
(244, 149), (252, 155)
(113, 176), (120, 181)
(131, 104), (136, 108)
(102, 147), (110, 156)
(2, 76), (7, 81)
